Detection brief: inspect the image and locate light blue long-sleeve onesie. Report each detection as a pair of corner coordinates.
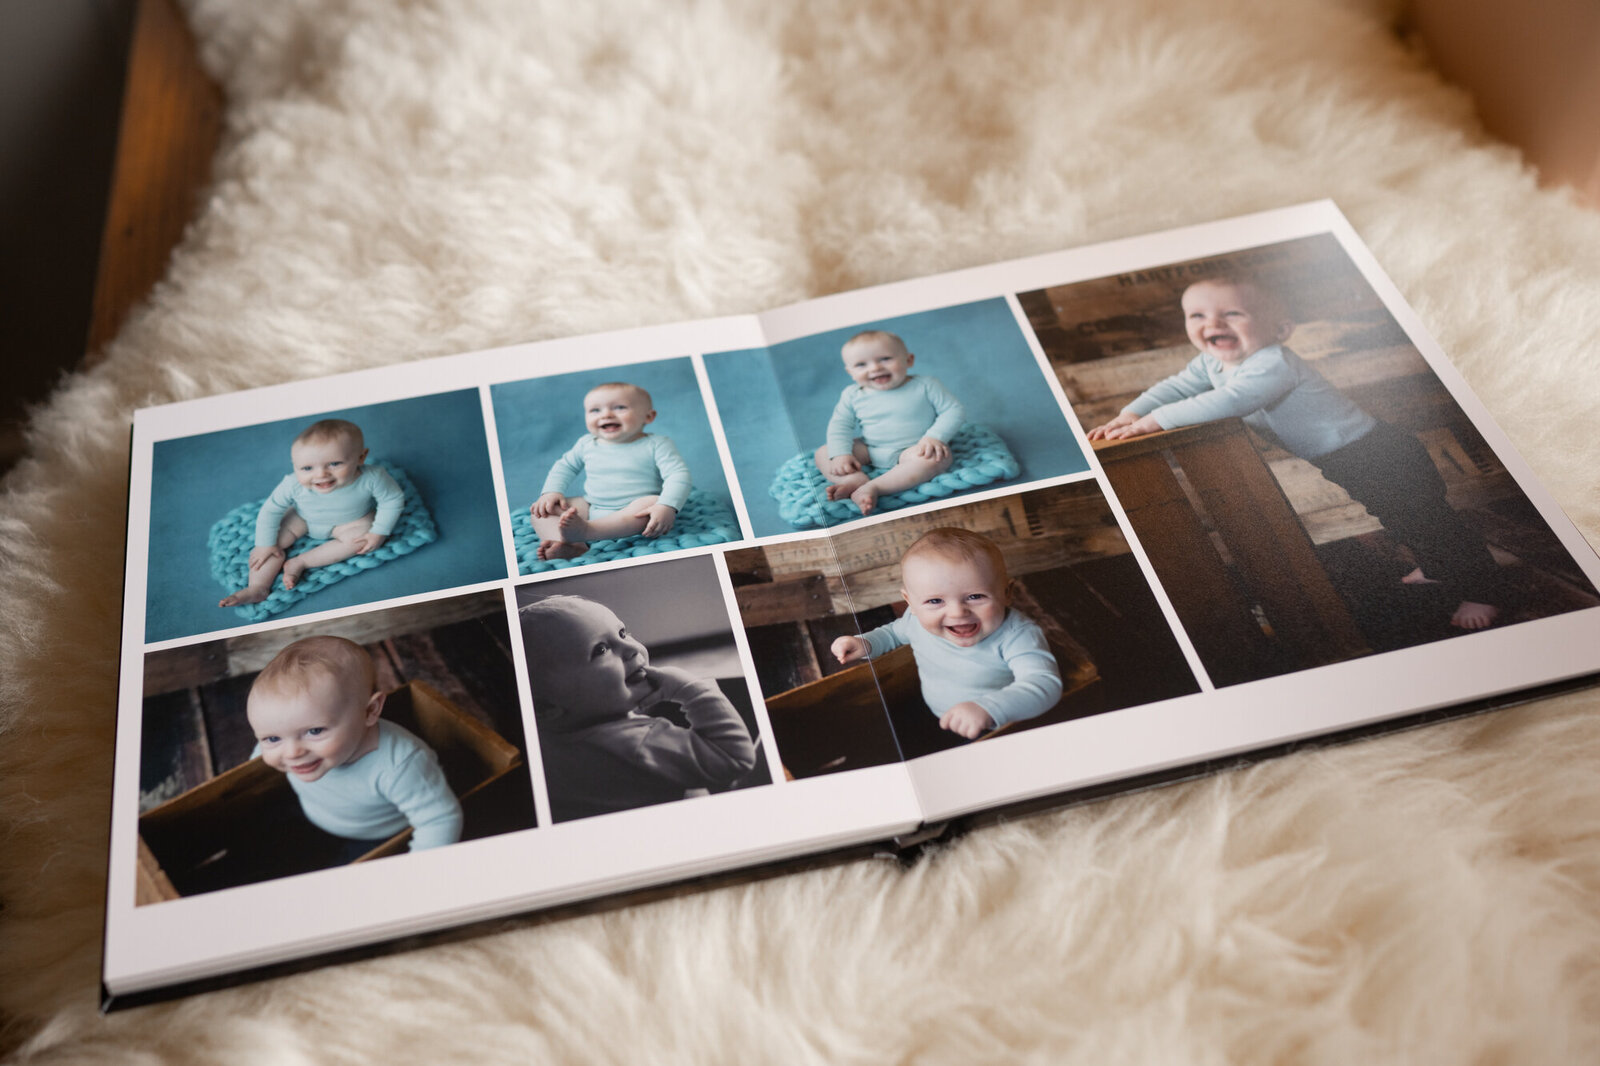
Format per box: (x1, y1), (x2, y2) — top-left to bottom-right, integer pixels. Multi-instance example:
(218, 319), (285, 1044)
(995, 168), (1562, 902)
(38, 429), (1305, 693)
(254, 466), (405, 546)
(273, 720), (463, 850)
(860, 609), (1062, 729)
(541, 434), (691, 516)
(825, 376), (966, 469)
(1124, 344), (1373, 460)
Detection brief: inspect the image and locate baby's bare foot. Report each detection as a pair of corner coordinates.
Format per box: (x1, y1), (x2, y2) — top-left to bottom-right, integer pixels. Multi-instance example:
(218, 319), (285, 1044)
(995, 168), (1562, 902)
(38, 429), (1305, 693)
(281, 558), (308, 590)
(851, 483), (880, 516)
(541, 540), (588, 560)
(219, 587), (268, 607)
(1400, 567), (1434, 585)
(1451, 600), (1499, 630)
(825, 473), (868, 501)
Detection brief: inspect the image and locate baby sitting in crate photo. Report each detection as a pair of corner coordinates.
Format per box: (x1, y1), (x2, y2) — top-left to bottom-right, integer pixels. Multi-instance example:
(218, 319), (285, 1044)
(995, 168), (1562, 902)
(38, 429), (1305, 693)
(136, 591), (536, 903)
(246, 635), (463, 861)
(219, 419), (406, 608)
(832, 527), (1063, 741)
(520, 594), (759, 822)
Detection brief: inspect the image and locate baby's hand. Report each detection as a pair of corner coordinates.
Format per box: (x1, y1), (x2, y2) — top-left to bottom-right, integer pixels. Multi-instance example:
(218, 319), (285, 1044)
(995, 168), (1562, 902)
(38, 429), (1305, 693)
(1102, 414), (1165, 441)
(831, 635), (869, 665)
(354, 531), (387, 555)
(1086, 411), (1140, 441)
(913, 436), (950, 463)
(640, 503), (677, 538)
(247, 545), (285, 572)
(938, 701), (995, 739)
(637, 664), (694, 708)
(532, 492), (567, 518)
(825, 454), (861, 478)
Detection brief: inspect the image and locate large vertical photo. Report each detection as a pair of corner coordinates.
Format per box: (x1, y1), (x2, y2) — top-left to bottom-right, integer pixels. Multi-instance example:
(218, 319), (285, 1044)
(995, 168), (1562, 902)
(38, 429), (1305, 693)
(136, 591), (538, 903)
(1018, 234), (1600, 686)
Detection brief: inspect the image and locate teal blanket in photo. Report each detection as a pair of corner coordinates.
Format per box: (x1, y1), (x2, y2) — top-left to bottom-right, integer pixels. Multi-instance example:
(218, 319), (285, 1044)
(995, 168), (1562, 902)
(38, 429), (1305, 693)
(209, 463), (439, 622)
(511, 488), (740, 574)
(770, 424), (1020, 529)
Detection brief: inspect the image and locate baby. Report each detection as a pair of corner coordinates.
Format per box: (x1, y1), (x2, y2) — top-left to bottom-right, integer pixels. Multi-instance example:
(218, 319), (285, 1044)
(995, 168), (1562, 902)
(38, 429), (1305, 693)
(814, 330), (966, 516)
(531, 383), (691, 560)
(1088, 276), (1500, 630)
(519, 595), (756, 821)
(831, 527), (1062, 739)
(246, 635), (463, 859)
(220, 419), (405, 607)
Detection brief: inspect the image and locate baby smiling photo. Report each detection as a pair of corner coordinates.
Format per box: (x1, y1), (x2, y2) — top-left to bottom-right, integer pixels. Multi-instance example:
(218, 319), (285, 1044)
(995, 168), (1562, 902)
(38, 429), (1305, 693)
(491, 357), (742, 576)
(145, 390), (509, 643)
(702, 298), (1089, 538)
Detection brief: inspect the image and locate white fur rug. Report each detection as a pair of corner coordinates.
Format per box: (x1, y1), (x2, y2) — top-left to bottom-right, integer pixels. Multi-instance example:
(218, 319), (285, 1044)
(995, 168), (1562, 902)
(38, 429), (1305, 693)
(5, 0), (1600, 1060)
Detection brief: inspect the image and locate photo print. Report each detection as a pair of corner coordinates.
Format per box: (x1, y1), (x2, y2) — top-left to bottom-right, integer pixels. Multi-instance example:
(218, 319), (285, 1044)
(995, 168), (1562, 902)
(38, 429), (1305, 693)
(703, 298), (1088, 537)
(516, 554), (773, 822)
(136, 590), (537, 903)
(1018, 234), (1600, 686)
(730, 480), (1201, 771)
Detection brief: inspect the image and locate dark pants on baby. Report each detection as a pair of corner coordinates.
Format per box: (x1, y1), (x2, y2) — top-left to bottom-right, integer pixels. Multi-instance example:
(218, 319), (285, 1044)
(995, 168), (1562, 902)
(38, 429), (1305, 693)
(1312, 421), (1499, 603)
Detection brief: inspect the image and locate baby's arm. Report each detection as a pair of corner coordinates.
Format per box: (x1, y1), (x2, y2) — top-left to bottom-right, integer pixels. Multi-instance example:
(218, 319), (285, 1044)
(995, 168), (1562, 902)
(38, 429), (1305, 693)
(974, 621), (1063, 729)
(253, 475), (300, 549)
(356, 466), (406, 553)
(831, 617), (908, 665)
(823, 390), (864, 471)
(631, 666), (757, 788)
(386, 746), (464, 850)
(831, 634), (870, 665)
(921, 377), (966, 444)
(639, 436), (692, 537)
(1110, 350), (1300, 440)
(1089, 358), (1215, 440)
(535, 437), (588, 516)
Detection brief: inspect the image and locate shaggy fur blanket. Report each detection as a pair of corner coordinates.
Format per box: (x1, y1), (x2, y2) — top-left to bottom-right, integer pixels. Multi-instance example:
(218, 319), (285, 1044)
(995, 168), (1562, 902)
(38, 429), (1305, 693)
(4, 0), (1600, 1060)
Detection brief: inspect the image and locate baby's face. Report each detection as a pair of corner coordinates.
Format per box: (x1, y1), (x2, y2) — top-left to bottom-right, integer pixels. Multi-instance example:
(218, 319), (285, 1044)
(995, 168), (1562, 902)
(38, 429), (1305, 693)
(248, 672), (381, 783)
(841, 337), (913, 391)
(532, 599), (653, 726)
(290, 435), (366, 493)
(1181, 281), (1292, 365)
(584, 386), (655, 443)
(900, 551), (1010, 648)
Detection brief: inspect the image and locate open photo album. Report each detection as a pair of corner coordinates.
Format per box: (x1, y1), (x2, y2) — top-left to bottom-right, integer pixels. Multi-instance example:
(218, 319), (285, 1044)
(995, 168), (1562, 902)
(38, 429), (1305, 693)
(106, 201), (1600, 1007)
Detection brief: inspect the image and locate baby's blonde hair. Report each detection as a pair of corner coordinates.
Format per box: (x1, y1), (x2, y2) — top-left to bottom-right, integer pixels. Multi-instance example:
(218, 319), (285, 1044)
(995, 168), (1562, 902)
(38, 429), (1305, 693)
(901, 527), (1010, 586)
(842, 330), (908, 357)
(294, 418), (365, 452)
(586, 382), (653, 409)
(251, 635), (376, 701)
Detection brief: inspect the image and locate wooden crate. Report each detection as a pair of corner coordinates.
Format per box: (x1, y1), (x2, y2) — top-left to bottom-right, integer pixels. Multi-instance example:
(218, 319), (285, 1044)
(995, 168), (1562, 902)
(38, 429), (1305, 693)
(136, 681), (522, 905)
(765, 633), (1099, 777)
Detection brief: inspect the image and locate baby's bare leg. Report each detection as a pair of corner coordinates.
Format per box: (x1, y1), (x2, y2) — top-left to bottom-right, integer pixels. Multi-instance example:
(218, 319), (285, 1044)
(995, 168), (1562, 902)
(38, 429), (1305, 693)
(532, 498), (591, 560)
(851, 449), (954, 516)
(282, 513), (372, 589)
(560, 497), (657, 542)
(220, 511), (306, 606)
(815, 441), (871, 501)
